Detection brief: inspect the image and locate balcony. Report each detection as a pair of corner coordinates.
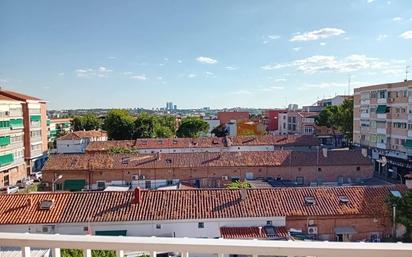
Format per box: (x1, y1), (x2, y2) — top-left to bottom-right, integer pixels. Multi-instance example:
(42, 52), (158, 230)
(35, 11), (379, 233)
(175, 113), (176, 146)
(1, 232), (412, 257)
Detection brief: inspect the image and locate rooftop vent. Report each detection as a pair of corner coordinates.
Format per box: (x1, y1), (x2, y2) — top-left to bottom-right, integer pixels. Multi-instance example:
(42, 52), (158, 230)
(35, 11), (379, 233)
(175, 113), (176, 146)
(338, 195), (349, 204)
(121, 157), (130, 164)
(39, 199), (54, 210)
(304, 196), (316, 205)
(165, 158), (172, 164)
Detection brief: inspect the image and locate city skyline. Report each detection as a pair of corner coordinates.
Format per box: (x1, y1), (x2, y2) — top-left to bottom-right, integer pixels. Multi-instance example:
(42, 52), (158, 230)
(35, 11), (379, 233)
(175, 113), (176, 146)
(1, 0), (412, 110)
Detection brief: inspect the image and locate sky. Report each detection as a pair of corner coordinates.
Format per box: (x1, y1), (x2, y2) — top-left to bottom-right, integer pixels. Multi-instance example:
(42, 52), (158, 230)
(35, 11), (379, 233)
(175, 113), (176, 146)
(0, 0), (412, 110)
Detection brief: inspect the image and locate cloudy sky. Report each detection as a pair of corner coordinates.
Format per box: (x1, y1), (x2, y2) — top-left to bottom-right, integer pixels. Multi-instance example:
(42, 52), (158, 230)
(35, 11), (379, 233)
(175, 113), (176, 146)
(0, 0), (412, 110)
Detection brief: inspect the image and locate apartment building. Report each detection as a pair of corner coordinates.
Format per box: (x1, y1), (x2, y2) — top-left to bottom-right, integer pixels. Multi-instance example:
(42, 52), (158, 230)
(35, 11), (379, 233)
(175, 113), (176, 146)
(0, 185), (404, 241)
(353, 80), (412, 182)
(0, 89), (48, 173)
(42, 149), (372, 191)
(278, 111), (318, 135)
(316, 95), (353, 108)
(0, 95), (26, 187)
(48, 118), (72, 142)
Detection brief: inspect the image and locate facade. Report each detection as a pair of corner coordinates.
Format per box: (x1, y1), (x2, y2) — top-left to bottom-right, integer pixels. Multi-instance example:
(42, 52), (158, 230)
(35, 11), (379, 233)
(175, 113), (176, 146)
(202, 117), (220, 136)
(353, 80), (412, 182)
(56, 130), (107, 153)
(85, 135), (320, 154)
(217, 111), (249, 124)
(48, 118), (72, 142)
(42, 149), (373, 191)
(0, 95), (26, 188)
(0, 185), (404, 242)
(0, 89), (48, 173)
(317, 95), (353, 108)
(277, 111), (318, 135)
(264, 109), (287, 132)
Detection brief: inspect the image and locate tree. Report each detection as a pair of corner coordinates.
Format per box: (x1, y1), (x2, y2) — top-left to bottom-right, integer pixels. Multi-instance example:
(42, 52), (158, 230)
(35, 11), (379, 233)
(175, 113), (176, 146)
(176, 117), (209, 138)
(211, 124), (229, 137)
(72, 114), (101, 131)
(387, 190), (412, 242)
(315, 99), (353, 142)
(102, 109), (135, 140)
(134, 113), (157, 138)
(226, 180), (251, 189)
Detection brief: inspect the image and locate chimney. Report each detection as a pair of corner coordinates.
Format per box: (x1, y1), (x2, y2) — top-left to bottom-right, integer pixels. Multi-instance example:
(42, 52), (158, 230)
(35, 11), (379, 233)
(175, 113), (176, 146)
(240, 188), (247, 201)
(27, 197), (32, 207)
(405, 174), (412, 189)
(132, 188), (142, 204)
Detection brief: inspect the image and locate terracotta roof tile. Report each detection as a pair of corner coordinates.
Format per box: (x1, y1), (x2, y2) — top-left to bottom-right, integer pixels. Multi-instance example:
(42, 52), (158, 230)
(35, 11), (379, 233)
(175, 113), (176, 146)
(86, 135), (319, 153)
(220, 226), (289, 239)
(58, 131), (107, 140)
(0, 185), (404, 225)
(0, 89), (43, 101)
(43, 150), (370, 171)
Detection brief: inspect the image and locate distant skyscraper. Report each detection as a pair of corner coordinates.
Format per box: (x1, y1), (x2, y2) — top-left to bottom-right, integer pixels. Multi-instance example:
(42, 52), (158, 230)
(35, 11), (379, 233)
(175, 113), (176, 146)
(166, 102), (173, 110)
(173, 105), (177, 110)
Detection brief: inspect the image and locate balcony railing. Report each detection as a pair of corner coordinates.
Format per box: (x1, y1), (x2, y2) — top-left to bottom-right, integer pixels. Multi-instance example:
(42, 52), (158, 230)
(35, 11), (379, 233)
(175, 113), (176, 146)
(1, 232), (412, 257)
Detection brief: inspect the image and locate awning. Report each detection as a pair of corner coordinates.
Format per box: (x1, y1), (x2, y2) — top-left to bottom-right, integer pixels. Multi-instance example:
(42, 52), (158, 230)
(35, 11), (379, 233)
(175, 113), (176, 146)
(95, 230), (127, 236)
(403, 139), (412, 148)
(335, 226), (356, 235)
(376, 105), (387, 114)
(63, 179), (86, 191)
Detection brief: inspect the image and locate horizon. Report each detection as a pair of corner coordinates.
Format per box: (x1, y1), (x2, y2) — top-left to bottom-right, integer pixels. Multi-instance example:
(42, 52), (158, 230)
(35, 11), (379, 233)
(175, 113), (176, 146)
(1, 0), (411, 110)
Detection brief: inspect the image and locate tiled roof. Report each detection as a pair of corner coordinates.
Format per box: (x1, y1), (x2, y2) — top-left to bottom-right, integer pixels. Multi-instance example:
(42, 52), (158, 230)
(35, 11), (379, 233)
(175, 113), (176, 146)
(0, 94), (21, 102)
(0, 186), (403, 225)
(85, 135), (319, 152)
(58, 130), (107, 140)
(220, 226), (289, 239)
(43, 150), (371, 171)
(0, 89), (43, 101)
(51, 118), (72, 123)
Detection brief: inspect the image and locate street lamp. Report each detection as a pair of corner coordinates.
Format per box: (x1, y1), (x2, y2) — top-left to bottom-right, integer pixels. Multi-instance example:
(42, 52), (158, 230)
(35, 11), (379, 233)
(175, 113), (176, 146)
(52, 174), (63, 192)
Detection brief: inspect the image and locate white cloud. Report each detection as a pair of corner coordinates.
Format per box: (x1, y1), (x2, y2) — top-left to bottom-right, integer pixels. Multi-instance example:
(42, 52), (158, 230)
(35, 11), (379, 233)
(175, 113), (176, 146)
(177, 60), (183, 64)
(205, 71), (215, 76)
(196, 56), (218, 64)
(58, 72), (65, 76)
(387, 1), (391, 4)
(262, 55), (406, 74)
(393, 17), (402, 21)
(320, 42), (326, 46)
(262, 34), (280, 44)
(123, 71), (133, 75)
(290, 28), (345, 41)
(75, 66), (112, 78)
(163, 58), (169, 61)
(187, 73), (197, 78)
(400, 30), (412, 39)
(225, 66), (237, 70)
(130, 75), (147, 80)
(377, 34), (388, 41)
(157, 76), (163, 80)
(367, 0), (375, 3)
(107, 56), (117, 60)
(292, 47), (301, 51)
(274, 78), (287, 82)
(299, 82), (348, 90)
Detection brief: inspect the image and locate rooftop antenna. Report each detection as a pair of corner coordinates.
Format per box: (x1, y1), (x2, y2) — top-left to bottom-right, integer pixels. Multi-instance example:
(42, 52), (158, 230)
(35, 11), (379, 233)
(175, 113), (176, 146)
(406, 66), (410, 81)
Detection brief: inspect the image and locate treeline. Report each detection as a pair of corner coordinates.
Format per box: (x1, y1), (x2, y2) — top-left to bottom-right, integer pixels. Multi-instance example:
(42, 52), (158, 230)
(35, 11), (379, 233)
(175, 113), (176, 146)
(72, 110), (210, 140)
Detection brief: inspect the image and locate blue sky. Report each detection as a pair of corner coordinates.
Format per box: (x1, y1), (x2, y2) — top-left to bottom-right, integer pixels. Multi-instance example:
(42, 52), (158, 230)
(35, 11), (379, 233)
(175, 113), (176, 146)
(1, 0), (412, 110)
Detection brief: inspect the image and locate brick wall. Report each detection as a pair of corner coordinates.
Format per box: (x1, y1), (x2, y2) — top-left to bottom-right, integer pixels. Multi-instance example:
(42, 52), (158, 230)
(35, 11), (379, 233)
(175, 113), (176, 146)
(0, 163), (27, 187)
(43, 163), (373, 188)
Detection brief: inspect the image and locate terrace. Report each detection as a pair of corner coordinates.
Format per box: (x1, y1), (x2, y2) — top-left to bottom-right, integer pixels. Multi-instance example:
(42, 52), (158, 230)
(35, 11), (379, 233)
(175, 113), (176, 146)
(1, 232), (411, 257)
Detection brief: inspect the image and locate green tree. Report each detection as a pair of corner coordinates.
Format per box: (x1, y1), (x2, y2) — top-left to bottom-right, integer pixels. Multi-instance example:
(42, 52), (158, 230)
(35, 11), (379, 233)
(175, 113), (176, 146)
(387, 190), (412, 242)
(226, 180), (251, 189)
(72, 114), (101, 131)
(103, 109), (135, 140)
(315, 99), (353, 142)
(176, 117), (209, 138)
(211, 124), (228, 137)
(134, 112), (157, 138)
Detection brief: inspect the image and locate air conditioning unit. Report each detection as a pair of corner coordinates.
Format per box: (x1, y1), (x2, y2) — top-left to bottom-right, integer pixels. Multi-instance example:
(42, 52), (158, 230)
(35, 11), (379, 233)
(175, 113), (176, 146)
(307, 226), (318, 235)
(222, 176), (229, 181)
(139, 175), (145, 180)
(42, 225), (55, 234)
(132, 175), (139, 180)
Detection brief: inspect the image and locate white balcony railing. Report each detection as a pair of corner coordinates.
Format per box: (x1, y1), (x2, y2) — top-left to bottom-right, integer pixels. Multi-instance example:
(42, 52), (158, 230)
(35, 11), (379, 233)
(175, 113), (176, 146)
(1, 233), (412, 257)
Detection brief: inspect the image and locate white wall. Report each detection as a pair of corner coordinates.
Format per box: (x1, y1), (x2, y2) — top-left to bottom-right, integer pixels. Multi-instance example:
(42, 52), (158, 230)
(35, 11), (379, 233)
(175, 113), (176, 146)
(56, 139), (88, 153)
(137, 145), (275, 154)
(0, 217), (286, 238)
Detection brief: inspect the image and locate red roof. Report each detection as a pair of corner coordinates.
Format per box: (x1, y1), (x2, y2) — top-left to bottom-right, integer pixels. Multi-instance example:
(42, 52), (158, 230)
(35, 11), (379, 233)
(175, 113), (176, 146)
(85, 135), (319, 153)
(0, 185), (403, 225)
(43, 150), (371, 171)
(0, 89), (43, 102)
(220, 226), (289, 239)
(58, 131), (107, 140)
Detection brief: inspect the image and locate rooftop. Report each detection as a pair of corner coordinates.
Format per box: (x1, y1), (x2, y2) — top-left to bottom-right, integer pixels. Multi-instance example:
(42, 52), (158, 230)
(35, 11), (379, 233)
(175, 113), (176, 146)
(0, 89), (44, 102)
(0, 185), (403, 225)
(44, 149), (371, 171)
(58, 130), (107, 140)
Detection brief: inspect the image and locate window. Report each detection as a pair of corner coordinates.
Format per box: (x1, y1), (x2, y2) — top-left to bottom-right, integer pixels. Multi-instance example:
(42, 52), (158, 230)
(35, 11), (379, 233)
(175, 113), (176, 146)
(318, 167), (322, 172)
(356, 166), (360, 171)
(156, 224), (161, 229)
(198, 222), (204, 229)
(304, 196), (316, 205)
(338, 195), (349, 204)
(378, 90), (386, 99)
(166, 179), (173, 186)
(97, 181), (106, 189)
(266, 220), (272, 226)
(296, 176), (304, 185)
(145, 180), (151, 189)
